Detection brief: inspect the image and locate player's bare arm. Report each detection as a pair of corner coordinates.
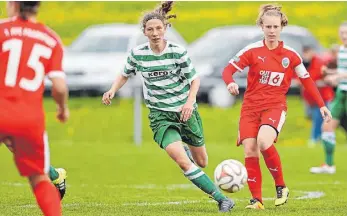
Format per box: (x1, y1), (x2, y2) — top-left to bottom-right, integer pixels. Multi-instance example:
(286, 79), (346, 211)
(102, 74), (129, 105)
(50, 77), (69, 123)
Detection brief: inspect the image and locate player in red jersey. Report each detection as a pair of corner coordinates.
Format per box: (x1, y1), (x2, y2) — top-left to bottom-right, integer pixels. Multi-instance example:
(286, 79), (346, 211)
(0, 2), (68, 215)
(222, 4), (332, 210)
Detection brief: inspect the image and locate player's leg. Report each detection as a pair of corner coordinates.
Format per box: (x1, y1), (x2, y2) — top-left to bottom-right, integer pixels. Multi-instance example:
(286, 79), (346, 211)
(3, 137), (67, 199)
(259, 109), (288, 206)
(164, 135), (234, 212)
(243, 138), (264, 210)
(183, 109), (208, 168)
(238, 112), (264, 209)
(186, 145), (208, 168)
(13, 133), (61, 216)
(148, 109), (233, 212)
(311, 90), (344, 174)
(309, 105), (324, 147)
(28, 174), (61, 216)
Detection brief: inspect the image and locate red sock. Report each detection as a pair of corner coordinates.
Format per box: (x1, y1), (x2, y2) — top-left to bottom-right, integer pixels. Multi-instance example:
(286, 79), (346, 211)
(261, 145), (286, 187)
(245, 157), (262, 203)
(33, 181), (62, 216)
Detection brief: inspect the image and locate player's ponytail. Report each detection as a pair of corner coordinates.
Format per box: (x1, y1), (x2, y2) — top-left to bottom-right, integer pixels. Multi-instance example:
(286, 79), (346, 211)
(19, 1), (40, 21)
(141, 1), (177, 31)
(256, 3), (288, 27)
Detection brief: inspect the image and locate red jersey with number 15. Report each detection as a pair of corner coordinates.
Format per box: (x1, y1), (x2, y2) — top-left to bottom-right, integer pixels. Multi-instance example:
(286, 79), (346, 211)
(229, 40), (308, 112)
(0, 17), (64, 117)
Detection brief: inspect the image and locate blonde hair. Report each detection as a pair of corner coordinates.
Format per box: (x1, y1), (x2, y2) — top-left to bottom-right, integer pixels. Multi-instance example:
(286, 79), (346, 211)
(256, 4), (288, 27)
(141, 1), (176, 31)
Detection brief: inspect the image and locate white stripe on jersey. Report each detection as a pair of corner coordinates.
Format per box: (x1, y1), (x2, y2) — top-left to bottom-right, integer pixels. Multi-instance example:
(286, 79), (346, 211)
(228, 40), (263, 70)
(338, 52), (347, 59)
(43, 132), (50, 174)
(47, 71), (66, 79)
(277, 111), (287, 133)
(234, 40), (264, 58)
(283, 45), (303, 62)
(294, 63), (310, 78)
(150, 81), (188, 95)
(140, 59), (178, 68)
(133, 46), (185, 56)
(146, 90), (189, 104)
(229, 61), (243, 72)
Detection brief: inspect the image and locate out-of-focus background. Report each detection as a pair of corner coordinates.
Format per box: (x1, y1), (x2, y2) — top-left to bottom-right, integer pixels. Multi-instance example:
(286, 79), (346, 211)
(0, 2), (347, 216)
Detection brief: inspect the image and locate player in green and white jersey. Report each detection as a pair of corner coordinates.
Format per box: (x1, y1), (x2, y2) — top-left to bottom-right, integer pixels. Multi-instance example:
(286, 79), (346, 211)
(310, 21), (347, 174)
(102, 1), (234, 212)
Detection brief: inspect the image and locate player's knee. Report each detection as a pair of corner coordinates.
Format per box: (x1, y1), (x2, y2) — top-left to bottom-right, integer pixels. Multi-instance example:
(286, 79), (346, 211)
(196, 156), (208, 168)
(257, 137), (272, 151)
(28, 174), (50, 189)
(244, 144), (259, 157)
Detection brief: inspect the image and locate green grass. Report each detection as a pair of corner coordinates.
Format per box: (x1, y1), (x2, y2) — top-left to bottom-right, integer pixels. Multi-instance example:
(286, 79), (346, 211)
(0, 2), (346, 46)
(0, 97), (346, 215)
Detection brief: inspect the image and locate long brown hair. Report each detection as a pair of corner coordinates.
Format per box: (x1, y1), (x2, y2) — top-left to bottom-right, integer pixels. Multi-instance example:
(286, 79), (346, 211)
(141, 1), (176, 31)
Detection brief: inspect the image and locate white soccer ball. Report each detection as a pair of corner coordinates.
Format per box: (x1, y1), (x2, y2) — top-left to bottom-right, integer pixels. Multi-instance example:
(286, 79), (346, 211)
(214, 159), (248, 193)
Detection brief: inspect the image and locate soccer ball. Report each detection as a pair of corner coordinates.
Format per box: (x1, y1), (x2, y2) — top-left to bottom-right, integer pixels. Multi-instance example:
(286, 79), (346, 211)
(214, 159), (248, 193)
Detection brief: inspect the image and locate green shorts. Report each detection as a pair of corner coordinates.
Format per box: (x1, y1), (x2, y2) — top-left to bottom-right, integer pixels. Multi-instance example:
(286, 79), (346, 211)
(331, 88), (347, 120)
(148, 108), (205, 149)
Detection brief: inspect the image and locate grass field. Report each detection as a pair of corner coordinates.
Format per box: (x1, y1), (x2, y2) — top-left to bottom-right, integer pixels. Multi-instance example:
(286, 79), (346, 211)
(0, 97), (346, 216)
(0, 2), (346, 46)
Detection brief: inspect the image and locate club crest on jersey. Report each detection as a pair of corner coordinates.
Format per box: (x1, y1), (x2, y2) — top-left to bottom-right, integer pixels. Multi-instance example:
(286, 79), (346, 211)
(282, 57), (290, 68)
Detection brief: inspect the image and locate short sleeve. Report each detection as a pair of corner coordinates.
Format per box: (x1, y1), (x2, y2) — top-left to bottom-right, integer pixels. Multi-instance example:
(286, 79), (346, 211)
(122, 50), (137, 77)
(228, 48), (252, 72)
(46, 41), (65, 79)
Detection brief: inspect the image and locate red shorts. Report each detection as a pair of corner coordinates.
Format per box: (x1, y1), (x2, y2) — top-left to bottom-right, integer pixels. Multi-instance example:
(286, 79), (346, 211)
(237, 108), (287, 146)
(0, 99), (49, 176)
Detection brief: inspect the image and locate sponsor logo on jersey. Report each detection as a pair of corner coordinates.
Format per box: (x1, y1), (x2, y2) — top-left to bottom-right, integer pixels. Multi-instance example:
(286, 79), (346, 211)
(282, 57), (290, 68)
(148, 71), (169, 77)
(258, 56), (266, 62)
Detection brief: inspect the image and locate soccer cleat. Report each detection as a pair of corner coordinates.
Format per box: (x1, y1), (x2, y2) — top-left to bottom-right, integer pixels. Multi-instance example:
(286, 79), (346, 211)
(275, 186), (289, 206)
(52, 168), (67, 200)
(218, 198), (235, 212)
(245, 198), (265, 209)
(310, 164), (336, 174)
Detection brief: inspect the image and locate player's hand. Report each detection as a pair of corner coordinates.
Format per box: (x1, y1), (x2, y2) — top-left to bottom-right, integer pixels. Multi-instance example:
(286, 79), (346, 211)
(227, 82), (239, 95)
(320, 106), (332, 122)
(102, 89), (115, 106)
(57, 106), (70, 123)
(180, 100), (194, 122)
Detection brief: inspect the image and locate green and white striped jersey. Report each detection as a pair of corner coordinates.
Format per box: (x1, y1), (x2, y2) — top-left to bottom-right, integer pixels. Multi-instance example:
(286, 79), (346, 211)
(122, 41), (198, 112)
(338, 45), (347, 91)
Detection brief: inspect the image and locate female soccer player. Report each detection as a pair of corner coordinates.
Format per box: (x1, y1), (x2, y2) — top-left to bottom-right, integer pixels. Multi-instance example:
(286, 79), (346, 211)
(102, 1), (234, 213)
(0, 1), (69, 215)
(222, 4), (332, 210)
(310, 21), (347, 174)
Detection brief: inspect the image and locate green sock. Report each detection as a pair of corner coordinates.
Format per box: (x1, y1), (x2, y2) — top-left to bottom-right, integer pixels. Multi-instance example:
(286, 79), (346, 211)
(322, 132), (336, 166)
(184, 163), (226, 202)
(49, 166), (59, 181)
